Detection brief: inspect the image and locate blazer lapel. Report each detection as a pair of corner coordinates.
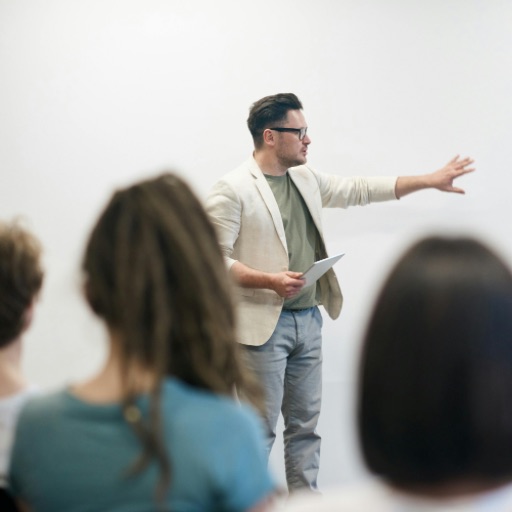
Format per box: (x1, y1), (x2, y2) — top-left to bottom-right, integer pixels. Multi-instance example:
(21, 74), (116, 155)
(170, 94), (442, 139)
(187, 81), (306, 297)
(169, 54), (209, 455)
(249, 161), (288, 253)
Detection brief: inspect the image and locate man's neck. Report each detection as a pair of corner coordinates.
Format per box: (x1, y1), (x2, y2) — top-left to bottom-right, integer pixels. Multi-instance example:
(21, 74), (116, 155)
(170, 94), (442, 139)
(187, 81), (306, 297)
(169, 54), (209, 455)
(253, 150), (288, 176)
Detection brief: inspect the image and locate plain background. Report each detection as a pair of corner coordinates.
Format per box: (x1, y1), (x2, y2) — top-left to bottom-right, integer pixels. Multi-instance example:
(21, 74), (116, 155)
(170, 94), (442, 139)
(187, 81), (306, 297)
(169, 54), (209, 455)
(1, 0), (511, 490)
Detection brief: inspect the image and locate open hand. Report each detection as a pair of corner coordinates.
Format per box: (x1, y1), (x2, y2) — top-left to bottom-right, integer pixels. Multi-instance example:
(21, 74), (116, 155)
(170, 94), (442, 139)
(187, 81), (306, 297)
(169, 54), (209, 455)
(430, 155), (475, 194)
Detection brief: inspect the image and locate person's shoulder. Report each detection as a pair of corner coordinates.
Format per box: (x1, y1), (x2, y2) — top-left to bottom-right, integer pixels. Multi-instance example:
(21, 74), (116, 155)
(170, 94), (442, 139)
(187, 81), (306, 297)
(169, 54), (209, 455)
(214, 158), (260, 184)
(164, 378), (236, 408)
(17, 389), (69, 424)
(0, 385), (36, 407)
(289, 164), (316, 174)
(289, 165), (321, 181)
(163, 378), (260, 428)
(206, 159), (262, 207)
(0, 386), (40, 424)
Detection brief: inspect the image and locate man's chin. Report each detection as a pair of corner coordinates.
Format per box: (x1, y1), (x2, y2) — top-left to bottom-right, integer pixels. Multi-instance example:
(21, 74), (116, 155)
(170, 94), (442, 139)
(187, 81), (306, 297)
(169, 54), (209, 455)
(283, 156), (307, 169)
(293, 156), (307, 166)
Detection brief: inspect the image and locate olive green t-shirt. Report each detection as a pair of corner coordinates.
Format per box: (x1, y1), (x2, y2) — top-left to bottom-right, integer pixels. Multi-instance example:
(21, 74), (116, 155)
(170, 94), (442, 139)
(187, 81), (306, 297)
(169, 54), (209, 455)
(265, 172), (320, 309)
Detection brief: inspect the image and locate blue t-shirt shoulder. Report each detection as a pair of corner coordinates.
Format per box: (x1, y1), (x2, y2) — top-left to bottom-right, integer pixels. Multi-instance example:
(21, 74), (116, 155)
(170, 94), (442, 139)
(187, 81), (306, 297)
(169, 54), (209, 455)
(9, 377), (274, 512)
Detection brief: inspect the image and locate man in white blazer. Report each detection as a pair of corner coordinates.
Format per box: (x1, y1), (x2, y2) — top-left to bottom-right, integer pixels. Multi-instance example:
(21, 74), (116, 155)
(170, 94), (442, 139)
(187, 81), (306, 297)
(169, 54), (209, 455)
(205, 93), (474, 492)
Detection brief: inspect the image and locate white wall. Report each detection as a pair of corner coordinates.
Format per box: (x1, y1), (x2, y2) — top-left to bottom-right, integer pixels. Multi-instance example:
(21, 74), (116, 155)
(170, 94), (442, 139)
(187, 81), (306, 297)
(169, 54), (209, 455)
(1, 0), (511, 490)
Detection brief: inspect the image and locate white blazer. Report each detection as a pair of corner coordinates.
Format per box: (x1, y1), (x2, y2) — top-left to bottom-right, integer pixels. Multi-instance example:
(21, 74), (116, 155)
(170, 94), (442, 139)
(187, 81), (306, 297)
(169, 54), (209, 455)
(205, 157), (397, 346)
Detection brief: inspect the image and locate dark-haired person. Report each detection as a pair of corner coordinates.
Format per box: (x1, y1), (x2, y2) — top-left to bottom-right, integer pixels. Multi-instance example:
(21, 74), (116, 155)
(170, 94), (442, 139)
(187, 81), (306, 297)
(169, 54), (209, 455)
(9, 174), (276, 511)
(285, 235), (512, 511)
(0, 221), (42, 510)
(205, 92), (475, 492)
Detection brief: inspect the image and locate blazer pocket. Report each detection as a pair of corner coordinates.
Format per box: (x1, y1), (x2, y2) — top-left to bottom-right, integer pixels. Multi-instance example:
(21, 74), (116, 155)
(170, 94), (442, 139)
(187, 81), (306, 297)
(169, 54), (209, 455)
(236, 287), (283, 307)
(238, 287), (255, 297)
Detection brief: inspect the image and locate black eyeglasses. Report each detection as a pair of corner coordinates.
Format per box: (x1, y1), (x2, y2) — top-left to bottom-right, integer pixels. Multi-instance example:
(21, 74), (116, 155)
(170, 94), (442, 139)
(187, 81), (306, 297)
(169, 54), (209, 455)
(269, 127), (308, 140)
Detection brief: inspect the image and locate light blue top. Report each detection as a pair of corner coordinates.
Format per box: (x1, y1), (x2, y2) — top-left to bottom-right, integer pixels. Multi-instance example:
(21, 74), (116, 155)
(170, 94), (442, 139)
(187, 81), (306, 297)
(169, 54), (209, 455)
(9, 378), (275, 512)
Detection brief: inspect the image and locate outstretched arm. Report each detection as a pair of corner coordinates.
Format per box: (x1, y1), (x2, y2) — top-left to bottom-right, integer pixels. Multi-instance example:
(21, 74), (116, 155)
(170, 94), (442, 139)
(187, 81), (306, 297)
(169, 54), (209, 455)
(395, 155), (475, 199)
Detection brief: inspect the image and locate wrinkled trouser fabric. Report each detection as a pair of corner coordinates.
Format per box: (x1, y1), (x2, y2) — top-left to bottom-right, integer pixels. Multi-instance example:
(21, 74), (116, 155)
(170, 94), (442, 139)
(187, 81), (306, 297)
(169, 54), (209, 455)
(242, 306), (323, 491)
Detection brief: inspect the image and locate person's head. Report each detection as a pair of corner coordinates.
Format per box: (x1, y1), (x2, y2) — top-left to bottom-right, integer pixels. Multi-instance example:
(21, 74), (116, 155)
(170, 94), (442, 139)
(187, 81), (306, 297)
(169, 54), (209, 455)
(359, 236), (512, 490)
(0, 220), (43, 349)
(247, 93), (310, 166)
(83, 172), (258, 396)
(83, 172), (262, 494)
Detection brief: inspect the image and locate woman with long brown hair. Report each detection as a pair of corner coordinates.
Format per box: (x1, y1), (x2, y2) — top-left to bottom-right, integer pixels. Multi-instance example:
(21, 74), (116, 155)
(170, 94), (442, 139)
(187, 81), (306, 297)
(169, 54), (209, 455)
(9, 173), (275, 511)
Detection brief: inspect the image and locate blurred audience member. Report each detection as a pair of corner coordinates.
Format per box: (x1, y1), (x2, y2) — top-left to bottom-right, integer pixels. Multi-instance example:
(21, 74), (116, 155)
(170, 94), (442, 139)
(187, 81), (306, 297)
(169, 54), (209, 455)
(0, 221), (42, 487)
(9, 174), (275, 511)
(285, 236), (512, 511)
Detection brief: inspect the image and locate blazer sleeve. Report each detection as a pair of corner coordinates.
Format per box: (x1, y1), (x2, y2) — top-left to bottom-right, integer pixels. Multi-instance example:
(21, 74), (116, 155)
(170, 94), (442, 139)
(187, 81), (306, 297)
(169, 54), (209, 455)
(205, 179), (241, 270)
(310, 168), (398, 208)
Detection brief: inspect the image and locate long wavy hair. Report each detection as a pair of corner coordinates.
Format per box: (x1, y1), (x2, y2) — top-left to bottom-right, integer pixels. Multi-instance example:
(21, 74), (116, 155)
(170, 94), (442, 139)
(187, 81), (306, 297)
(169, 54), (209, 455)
(82, 173), (262, 497)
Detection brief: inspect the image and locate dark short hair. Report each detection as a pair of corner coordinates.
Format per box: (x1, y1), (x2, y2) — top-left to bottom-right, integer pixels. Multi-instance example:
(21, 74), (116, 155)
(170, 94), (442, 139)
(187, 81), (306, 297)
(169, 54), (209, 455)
(0, 221), (43, 347)
(358, 236), (512, 487)
(247, 93), (303, 149)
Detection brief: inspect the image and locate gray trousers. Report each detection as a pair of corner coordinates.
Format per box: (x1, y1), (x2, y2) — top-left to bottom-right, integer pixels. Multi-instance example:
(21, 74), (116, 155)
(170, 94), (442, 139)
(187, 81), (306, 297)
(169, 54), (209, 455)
(242, 306), (323, 491)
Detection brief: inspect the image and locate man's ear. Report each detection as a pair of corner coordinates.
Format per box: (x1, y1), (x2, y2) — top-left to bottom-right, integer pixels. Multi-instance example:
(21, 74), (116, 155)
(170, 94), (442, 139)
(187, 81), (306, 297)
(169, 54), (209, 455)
(262, 128), (275, 147)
